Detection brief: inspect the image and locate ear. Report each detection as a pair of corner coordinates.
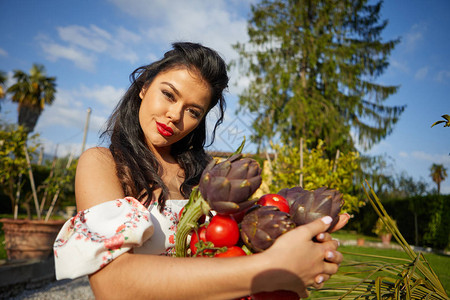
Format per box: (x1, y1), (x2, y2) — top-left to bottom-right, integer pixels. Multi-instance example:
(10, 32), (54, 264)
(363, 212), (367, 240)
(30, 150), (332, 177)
(139, 82), (150, 100)
(139, 87), (146, 100)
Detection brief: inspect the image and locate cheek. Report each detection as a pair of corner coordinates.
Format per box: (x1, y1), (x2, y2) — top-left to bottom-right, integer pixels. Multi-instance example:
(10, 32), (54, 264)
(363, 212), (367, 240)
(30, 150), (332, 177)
(185, 116), (204, 132)
(139, 96), (164, 121)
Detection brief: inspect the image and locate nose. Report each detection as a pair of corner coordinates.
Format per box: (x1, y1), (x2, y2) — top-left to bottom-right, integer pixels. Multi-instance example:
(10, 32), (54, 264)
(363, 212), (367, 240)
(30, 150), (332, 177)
(167, 103), (183, 123)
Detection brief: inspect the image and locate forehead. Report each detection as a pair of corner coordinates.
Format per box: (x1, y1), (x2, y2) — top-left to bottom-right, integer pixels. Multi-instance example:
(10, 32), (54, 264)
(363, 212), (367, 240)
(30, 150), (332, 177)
(153, 67), (212, 105)
(155, 66), (207, 85)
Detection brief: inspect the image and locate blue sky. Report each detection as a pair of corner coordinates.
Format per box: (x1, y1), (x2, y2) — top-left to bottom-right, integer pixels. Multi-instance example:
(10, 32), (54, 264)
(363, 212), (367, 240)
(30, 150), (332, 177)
(1, 0), (449, 194)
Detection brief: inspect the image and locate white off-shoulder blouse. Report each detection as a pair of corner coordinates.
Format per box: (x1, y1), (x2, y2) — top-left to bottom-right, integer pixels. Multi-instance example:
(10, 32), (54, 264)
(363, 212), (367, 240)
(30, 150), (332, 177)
(53, 197), (187, 280)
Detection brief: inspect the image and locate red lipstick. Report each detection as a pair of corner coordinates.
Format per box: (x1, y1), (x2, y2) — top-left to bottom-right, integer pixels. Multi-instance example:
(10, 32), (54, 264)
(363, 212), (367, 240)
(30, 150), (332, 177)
(156, 121), (174, 137)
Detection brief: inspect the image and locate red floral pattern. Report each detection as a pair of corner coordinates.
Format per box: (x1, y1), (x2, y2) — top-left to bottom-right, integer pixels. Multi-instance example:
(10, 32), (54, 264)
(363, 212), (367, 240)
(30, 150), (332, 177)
(53, 197), (186, 279)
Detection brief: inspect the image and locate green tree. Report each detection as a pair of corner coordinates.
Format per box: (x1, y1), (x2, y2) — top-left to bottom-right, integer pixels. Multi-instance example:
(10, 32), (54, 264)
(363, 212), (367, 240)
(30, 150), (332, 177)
(7, 64), (56, 134)
(393, 173), (428, 246)
(430, 163), (447, 195)
(359, 154), (395, 197)
(0, 121), (39, 217)
(0, 70), (7, 111)
(233, 0), (405, 154)
(269, 139), (363, 213)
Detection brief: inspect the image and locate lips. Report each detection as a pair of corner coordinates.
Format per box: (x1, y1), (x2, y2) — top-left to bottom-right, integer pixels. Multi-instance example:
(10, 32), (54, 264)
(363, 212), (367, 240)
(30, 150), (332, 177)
(156, 121), (174, 137)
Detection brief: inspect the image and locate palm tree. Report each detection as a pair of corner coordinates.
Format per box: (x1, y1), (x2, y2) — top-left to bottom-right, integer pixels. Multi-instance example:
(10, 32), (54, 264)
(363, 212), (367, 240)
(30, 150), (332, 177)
(430, 163), (448, 195)
(0, 70), (7, 111)
(7, 64), (56, 134)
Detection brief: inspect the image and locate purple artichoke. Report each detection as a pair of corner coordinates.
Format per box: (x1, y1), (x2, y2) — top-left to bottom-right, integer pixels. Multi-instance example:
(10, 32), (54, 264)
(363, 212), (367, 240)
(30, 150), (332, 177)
(279, 186), (343, 232)
(240, 206), (295, 252)
(199, 154), (262, 215)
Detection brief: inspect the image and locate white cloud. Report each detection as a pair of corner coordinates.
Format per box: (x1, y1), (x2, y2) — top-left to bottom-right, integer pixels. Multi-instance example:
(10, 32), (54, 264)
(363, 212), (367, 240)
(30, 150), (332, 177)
(38, 24), (141, 71)
(34, 83), (124, 136)
(0, 48), (7, 57)
(117, 26), (142, 43)
(108, 0), (250, 71)
(35, 89), (88, 130)
(124, 0), (251, 95)
(40, 41), (96, 72)
(38, 137), (97, 158)
(58, 25), (112, 53)
(388, 59), (410, 75)
(414, 66), (428, 80)
(5, 71), (15, 86)
(410, 151), (450, 164)
(403, 23), (426, 52)
(78, 85), (125, 108)
(57, 24), (140, 63)
(398, 151), (409, 158)
(436, 70), (450, 83)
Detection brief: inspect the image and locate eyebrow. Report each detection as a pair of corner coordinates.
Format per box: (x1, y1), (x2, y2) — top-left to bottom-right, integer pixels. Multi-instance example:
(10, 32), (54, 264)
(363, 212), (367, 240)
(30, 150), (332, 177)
(161, 81), (181, 97)
(161, 81), (206, 113)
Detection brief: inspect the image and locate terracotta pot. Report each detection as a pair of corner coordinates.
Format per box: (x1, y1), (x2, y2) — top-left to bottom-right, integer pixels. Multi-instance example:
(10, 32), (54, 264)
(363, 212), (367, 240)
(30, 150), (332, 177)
(0, 218), (65, 260)
(357, 238), (365, 246)
(381, 233), (392, 245)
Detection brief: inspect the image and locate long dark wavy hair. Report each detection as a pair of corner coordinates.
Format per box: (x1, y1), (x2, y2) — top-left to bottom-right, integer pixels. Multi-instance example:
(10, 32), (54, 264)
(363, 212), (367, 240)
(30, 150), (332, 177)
(101, 42), (228, 209)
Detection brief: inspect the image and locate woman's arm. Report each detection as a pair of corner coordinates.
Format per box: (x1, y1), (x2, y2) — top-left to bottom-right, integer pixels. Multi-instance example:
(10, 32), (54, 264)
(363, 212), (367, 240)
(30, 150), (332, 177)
(89, 217), (340, 300)
(76, 147), (342, 299)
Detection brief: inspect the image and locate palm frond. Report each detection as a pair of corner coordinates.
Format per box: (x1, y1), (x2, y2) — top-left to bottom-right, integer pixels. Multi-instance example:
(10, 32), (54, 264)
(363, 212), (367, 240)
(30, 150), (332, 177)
(311, 180), (449, 299)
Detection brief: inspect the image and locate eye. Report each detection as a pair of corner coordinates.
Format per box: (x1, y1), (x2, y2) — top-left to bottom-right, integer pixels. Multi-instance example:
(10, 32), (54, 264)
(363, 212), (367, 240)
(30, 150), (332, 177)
(187, 108), (201, 119)
(162, 90), (175, 101)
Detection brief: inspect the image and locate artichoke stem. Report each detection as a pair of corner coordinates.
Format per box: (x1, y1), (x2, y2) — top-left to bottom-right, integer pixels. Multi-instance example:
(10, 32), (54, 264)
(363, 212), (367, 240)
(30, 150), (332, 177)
(175, 187), (211, 257)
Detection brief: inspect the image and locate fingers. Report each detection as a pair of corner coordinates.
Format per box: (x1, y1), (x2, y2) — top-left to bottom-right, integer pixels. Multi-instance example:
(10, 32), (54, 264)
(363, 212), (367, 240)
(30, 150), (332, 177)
(315, 232), (332, 243)
(329, 213), (350, 232)
(323, 261), (339, 277)
(302, 216), (334, 239)
(313, 273), (330, 289)
(325, 249), (343, 264)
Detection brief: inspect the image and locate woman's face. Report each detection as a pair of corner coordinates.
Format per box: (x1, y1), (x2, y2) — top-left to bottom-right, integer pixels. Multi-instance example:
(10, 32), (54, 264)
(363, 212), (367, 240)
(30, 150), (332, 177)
(139, 68), (211, 154)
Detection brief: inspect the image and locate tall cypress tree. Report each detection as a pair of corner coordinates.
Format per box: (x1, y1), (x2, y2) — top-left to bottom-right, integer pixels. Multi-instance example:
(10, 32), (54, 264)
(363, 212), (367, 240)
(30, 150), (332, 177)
(233, 0), (405, 154)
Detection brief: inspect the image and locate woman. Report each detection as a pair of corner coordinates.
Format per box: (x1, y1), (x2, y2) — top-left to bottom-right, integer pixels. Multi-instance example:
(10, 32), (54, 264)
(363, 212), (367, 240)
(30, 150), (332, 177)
(54, 42), (349, 299)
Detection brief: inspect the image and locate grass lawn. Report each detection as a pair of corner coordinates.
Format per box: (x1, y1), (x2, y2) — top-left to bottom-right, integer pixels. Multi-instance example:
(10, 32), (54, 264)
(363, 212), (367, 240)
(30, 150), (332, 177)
(309, 232), (450, 299)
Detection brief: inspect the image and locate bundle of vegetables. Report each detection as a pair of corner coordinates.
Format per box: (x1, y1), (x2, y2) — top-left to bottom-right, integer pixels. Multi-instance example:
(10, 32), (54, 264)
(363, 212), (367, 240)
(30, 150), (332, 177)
(175, 152), (343, 299)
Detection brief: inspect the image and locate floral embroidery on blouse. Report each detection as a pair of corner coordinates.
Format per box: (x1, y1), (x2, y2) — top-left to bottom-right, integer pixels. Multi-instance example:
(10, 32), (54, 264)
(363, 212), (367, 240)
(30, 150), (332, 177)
(54, 197), (148, 257)
(53, 197), (186, 279)
(153, 201), (181, 256)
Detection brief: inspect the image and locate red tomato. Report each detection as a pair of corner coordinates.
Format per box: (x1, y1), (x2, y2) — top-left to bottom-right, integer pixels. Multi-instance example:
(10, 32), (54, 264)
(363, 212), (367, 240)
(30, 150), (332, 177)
(214, 246), (247, 258)
(189, 226), (207, 255)
(205, 215), (240, 247)
(257, 194), (290, 213)
(251, 290), (299, 300)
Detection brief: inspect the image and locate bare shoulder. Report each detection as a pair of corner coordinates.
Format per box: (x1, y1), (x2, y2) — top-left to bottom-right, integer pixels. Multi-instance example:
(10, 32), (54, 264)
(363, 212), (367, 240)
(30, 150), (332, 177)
(78, 147), (114, 167)
(75, 147), (125, 211)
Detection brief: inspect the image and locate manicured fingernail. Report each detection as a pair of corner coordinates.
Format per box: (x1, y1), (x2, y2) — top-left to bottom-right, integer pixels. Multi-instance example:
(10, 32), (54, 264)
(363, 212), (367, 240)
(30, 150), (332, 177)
(317, 233), (325, 240)
(332, 238), (340, 246)
(316, 275), (324, 284)
(326, 251), (334, 260)
(321, 216), (332, 225)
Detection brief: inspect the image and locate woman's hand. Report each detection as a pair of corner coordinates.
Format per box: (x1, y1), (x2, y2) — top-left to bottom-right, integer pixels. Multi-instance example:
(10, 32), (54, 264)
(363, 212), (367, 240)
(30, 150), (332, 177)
(329, 213), (351, 233)
(256, 216), (343, 298)
(311, 213), (349, 289)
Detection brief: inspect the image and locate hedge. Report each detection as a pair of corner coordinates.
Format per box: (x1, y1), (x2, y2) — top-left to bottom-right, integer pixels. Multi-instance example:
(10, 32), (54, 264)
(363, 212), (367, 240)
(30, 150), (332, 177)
(347, 194), (450, 250)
